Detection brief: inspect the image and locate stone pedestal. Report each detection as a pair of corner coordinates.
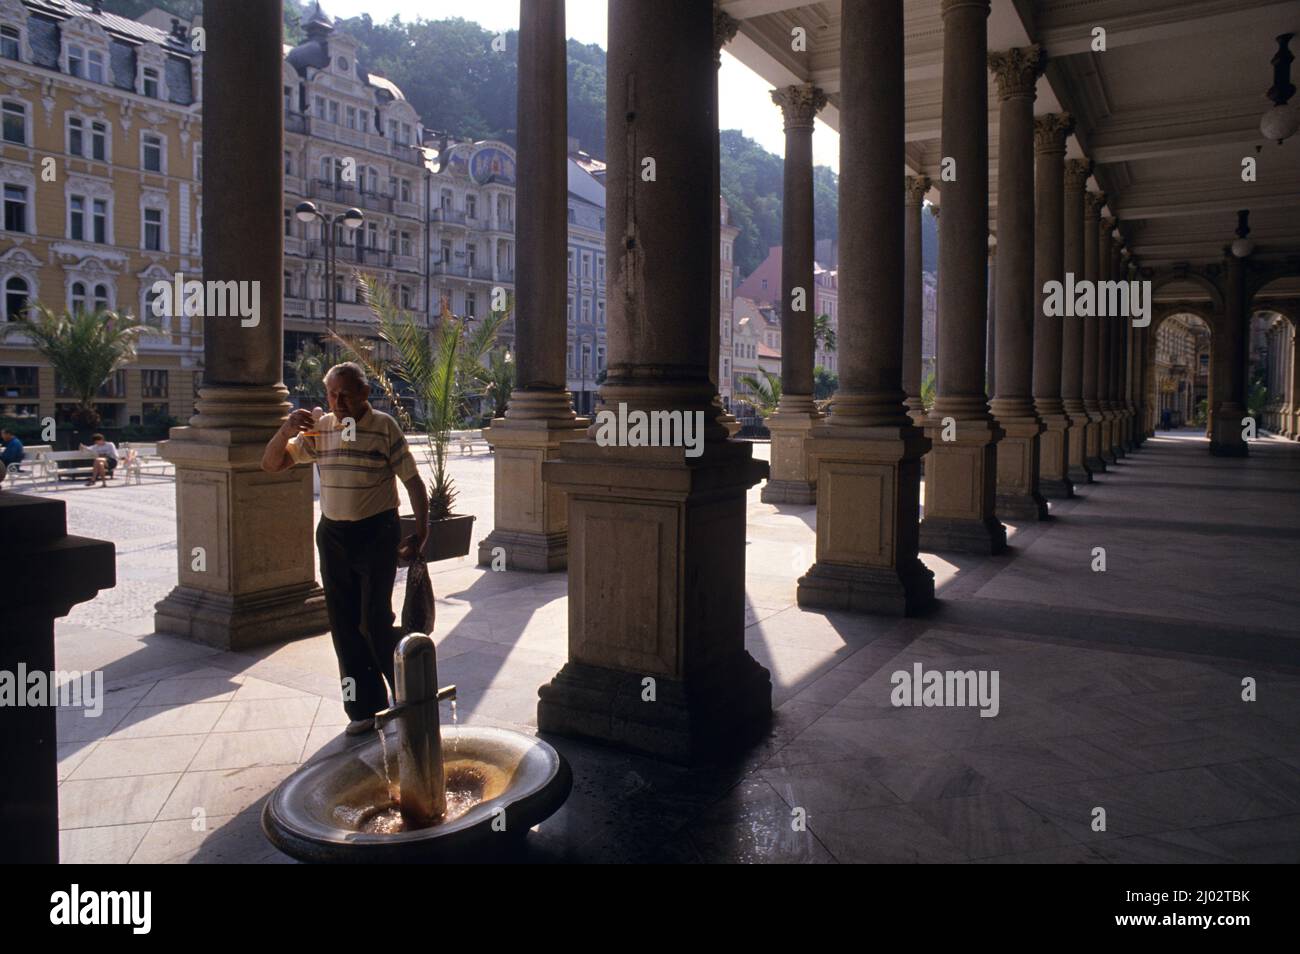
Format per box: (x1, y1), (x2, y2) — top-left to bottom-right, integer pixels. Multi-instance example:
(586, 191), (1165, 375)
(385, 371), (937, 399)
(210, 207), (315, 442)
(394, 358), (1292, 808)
(798, 424), (934, 614)
(157, 411), (329, 649)
(991, 412), (1048, 520)
(921, 414), (1007, 553)
(762, 398), (820, 503)
(537, 440), (769, 763)
(2, 493), (114, 863)
(478, 409), (589, 571)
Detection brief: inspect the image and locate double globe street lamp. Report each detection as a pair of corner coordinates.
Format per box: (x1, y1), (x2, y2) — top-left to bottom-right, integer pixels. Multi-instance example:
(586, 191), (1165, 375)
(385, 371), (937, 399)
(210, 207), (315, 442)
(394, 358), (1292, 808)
(295, 201), (363, 359)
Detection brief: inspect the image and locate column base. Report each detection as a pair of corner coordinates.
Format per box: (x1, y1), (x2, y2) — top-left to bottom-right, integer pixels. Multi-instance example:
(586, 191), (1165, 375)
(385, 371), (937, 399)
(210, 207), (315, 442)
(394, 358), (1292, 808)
(1067, 463), (1093, 485)
(478, 408), (588, 572)
(1036, 410), (1074, 500)
(988, 407), (1047, 522)
(920, 410), (1007, 555)
(537, 653), (772, 765)
(1063, 400), (1093, 483)
(476, 529), (567, 572)
(996, 491), (1049, 522)
(760, 479), (818, 505)
(797, 558), (934, 616)
(1210, 406), (1249, 457)
(799, 419), (934, 616)
(155, 581), (327, 651)
(762, 401), (820, 504)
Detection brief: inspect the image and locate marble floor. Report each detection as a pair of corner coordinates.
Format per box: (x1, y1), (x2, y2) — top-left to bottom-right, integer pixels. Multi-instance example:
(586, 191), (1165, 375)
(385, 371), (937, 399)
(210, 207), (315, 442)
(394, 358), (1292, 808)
(48, 429), (1300, 863)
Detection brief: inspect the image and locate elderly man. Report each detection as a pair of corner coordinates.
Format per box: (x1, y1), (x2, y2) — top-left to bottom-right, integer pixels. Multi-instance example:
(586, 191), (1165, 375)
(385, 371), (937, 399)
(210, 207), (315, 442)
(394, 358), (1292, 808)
(262, 361), (429, 735)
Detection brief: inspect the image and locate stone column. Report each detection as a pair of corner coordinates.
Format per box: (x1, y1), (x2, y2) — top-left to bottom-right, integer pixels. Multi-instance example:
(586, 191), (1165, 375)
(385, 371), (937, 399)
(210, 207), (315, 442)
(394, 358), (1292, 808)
(537, 0), (769, 763)
(1062, 158), (1092, 483)
(797, 0), (933, 615)
(712, 5), (741, 438)
(919, 0), (1006, 554)
(478, 0), (587, 572)
(986, 47), (1046, 521)
(1096, 216), (1119, 464)
(986, 242), (997, 398)
(156, 0), (328, 648)
(1082, 192), (1107, 472)
(904, 175), (932, 427)
(1210, 251), (1250, 456)
(3, 495), (114, 861)
(1288, 323), (1300, 438)
(763, 83), (828, 504)
(1109, 237), (1129, 457)
(1032, 113), (1075, 499)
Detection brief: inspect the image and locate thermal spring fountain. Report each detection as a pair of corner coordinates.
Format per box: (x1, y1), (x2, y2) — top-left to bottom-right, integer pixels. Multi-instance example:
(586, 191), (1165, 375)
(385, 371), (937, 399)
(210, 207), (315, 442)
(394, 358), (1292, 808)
(262, 634), (571, 862)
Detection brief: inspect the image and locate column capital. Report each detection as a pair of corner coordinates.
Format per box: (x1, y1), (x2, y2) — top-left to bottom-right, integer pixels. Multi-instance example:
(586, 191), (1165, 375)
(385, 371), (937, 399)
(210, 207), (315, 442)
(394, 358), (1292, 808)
(1085, 190), (1108, 218)
(1033, 112), (1074, 154)
(1064, 157), (1093, 192)
(1100, 216), (1118, 239)
(905, 174), (932, 205)
(988, 46), (1043, 100)
(941, 0), (991, 17)
(713, 2), (739, 64)
(771, 84), (829, 130)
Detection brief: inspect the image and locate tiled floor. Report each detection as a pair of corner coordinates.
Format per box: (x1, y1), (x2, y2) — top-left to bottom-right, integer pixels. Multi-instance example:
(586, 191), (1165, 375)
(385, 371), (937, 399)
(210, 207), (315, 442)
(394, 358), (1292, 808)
(49, 430), (1300, 863)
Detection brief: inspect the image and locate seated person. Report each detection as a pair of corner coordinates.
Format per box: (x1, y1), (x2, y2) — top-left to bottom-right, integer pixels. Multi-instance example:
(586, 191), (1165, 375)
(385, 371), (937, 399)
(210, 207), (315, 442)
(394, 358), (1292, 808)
(79, 433), (119, 486)
(0, 427), (24, 488)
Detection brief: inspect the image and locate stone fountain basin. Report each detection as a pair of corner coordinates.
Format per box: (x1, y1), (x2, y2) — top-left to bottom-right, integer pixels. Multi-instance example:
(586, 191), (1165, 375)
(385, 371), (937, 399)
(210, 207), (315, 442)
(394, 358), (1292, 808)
(263, 726), (571, 863)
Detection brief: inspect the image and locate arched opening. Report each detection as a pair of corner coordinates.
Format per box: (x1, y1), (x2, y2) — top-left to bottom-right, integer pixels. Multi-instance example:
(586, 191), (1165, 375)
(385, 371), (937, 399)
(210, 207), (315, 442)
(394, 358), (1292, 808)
(1149, 309), (1212, 436)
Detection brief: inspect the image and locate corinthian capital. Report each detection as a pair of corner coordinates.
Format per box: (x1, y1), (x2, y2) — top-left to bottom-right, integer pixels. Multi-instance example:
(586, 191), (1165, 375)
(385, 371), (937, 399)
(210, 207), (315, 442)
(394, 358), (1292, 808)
(1064, 158), (1093, 192)
(905, 175), (932, 205)
(1033, 112), (1074, 154)
(713, 3), (739, 65)
(988, 46), (1043, 100)
(1085, 191), (1108, 218)
(770, 84), (829, 130)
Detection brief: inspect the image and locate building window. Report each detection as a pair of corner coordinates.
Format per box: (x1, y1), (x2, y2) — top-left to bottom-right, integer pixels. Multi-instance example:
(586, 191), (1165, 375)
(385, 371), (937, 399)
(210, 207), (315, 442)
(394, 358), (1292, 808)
(69, 195), (85, 240)
(93, 283), (109, 312)
(567, 249), (575, 276)
(597, 255), (605, 281)
(399, 179), (411, 202)
(465, 293), (476, 318)
(597, 300), (605, 325)
(399, 285), (411, 309)
(283, 208), (293, 237)
(466, 244), (476, 268)
(90, 121), (107, 161)
(70, 281), (87, 314)
(87, 49), (104, 83)
(67, 43), (84, 77)
(581, 298), (591, 323)
(92, 198), (108, 243)
(400, 232), (412, 257)
(144, 208), (163, 251)
(568, 207), (575, 224)
(142, 67), (159, 99)
(0, 26), (19, 61)
(142, 133), (163, 173)
(328, 100), (339, 124)
(582, 252), (591, 278)
(284, 84), (294, 113)
(567, 296), (574, 324)
(366, 221), (377, 248)
(68, 115), (84, 156)
(466, 195), (476, 219)
(3, 277), (29, 320)
(3, 184), (27, 232)
(345, 105), (356, 129)
(314, 95), (326, 119)
(2, 99), (26, 144)
(142, 369), (168, 398)
(597, 345), (606, 371)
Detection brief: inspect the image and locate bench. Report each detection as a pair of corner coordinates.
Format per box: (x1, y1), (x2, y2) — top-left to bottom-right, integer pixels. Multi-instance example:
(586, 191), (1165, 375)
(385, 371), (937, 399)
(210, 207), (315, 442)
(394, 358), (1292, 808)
(44, 450), (104, 483)
(121, 442), (174, 483)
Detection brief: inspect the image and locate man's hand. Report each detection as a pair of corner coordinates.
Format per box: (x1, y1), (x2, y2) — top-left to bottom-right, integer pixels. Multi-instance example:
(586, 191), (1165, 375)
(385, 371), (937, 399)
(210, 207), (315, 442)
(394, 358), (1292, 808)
(283, 408), (314, 436)
(400, 475), (430, 562)
(261, 407), (317, 473)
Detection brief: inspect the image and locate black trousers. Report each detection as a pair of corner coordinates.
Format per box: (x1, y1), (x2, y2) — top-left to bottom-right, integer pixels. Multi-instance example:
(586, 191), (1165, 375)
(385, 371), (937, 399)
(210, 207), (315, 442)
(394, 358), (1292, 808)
(316, 508), (401, 720)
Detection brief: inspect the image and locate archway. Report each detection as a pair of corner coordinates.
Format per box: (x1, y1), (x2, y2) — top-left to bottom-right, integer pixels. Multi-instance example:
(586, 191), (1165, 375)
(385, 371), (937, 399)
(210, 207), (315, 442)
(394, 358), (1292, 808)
(1146, 307), (1213, 437)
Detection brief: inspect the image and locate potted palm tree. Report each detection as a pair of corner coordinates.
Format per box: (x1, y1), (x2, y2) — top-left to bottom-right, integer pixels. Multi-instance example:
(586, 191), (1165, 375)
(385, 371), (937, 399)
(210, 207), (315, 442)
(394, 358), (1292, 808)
(2, 304), (155, 444)
(332, 278), (503, 561)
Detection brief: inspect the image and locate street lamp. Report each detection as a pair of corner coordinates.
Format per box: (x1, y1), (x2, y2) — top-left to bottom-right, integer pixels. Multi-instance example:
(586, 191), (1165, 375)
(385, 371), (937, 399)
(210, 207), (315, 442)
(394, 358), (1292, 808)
(295, 200), (363, 358)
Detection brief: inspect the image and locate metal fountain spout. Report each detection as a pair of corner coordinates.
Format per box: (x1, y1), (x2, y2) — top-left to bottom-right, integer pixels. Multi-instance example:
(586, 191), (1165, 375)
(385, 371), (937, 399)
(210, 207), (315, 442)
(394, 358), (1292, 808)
(373, 634), (457, 827)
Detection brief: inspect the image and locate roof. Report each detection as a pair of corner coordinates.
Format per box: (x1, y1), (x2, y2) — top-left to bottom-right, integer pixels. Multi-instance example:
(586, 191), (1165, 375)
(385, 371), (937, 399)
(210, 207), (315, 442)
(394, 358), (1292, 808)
(24, 0), (195, 55)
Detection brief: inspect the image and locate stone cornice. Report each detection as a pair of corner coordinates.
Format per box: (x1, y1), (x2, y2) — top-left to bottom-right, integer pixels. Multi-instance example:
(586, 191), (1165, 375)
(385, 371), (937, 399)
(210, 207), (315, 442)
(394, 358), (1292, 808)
(988, 46), (1043, 101)
(771, 84), (829, 130)
(1033, 112), (1074, 154)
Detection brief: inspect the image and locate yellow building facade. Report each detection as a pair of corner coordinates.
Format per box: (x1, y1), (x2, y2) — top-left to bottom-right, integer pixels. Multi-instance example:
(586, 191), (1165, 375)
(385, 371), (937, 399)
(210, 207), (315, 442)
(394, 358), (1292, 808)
(0, 0), (201, 429)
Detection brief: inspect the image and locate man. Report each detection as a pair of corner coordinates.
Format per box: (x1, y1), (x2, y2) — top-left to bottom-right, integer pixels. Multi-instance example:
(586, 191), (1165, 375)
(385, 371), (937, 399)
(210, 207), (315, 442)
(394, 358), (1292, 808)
(262, 362), (429, 735)
(78, 433), (118, 487)
(0, 428), (23, 488)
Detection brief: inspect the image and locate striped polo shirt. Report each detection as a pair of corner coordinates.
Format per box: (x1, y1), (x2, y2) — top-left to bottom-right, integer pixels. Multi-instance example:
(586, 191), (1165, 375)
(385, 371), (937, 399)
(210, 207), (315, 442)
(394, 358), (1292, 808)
(287, 408), (418, 522)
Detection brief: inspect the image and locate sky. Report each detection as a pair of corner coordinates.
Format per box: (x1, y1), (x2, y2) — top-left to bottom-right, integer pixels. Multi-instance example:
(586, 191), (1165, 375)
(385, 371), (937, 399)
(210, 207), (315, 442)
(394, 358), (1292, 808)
(321, 0), (841, 171)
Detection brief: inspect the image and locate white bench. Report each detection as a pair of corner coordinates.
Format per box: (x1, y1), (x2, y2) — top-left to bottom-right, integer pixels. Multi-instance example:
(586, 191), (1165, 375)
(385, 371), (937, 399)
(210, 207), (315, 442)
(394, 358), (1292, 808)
(43, 450), (103, 483)
(121, 442), (174, 482)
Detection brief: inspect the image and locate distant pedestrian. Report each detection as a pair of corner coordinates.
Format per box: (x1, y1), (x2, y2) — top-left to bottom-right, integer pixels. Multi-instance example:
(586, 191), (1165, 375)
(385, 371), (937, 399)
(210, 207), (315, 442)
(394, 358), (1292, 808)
(0, 428), (23, 488)
(79, 434), (118, 487)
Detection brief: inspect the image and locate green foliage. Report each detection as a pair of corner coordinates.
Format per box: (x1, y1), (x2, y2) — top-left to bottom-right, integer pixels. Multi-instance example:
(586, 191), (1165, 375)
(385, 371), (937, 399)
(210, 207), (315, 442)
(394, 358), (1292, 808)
(921, 371), (937, 413)
(738, 369), (782, 419)
(1194, 398), (1208, 426)
(814, 365), (838, 401)
(2, 305), (156, 429)
(1247, 379), (1268, 420)
(332, 278), (502, 520)
(484, 347), (515, 419)
(285, 343), (327, 407)
(814, 314), (836, 353)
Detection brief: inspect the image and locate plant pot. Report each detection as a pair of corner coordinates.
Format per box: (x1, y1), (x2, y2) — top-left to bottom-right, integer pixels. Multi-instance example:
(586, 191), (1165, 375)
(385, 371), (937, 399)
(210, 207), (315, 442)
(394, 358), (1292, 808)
(399, 513), (475, 564)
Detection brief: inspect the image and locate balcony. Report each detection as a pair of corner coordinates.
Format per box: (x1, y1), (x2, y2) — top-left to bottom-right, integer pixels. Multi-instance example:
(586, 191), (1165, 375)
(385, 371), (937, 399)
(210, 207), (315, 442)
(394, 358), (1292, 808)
(285, 112), (309, 135)
(433, 261), (469, 278)
(392, 254), (421, 273)
(351, 247), (393, 268)
(394, 199), (422, 220)
(432, 208), (467, 226)
(469, 264), (495, 281)
(357, 189), (393, 214)
(308, 179), (360, 205)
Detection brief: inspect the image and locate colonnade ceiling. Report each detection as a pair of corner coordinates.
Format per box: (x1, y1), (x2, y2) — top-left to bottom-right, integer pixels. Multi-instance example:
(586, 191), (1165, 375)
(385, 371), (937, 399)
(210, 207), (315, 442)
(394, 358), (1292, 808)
(718, 0), (1300, 267)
